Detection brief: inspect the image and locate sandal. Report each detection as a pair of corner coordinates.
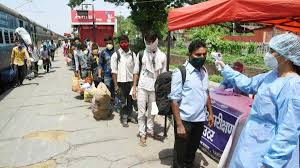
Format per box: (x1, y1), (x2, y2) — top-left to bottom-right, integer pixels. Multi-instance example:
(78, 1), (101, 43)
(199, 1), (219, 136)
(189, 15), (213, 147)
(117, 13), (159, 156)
(139, 136), (147, 147)
(147, 133), (163, 141)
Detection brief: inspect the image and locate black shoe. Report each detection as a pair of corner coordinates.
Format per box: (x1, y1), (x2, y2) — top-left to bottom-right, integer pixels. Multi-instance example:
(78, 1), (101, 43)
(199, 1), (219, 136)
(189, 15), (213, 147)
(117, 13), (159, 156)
(122, 121), (129, 127)
(129, 118), (138, 124)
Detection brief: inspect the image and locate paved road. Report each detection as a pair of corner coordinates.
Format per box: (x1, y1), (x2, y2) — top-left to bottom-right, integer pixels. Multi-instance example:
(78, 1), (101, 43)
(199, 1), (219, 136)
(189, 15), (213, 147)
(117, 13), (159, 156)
(0, 48), (218, 168)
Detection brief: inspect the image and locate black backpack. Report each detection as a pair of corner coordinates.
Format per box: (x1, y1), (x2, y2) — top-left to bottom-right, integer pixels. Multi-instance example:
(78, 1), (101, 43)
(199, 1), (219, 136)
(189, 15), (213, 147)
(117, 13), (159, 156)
(137, 50), (144, 75)
(154, 66), (186, 116)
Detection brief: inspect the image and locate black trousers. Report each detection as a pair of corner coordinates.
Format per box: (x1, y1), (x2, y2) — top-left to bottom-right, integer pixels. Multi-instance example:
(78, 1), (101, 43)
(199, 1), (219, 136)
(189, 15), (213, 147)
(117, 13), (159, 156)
(118, 82), (133, 122)
(50, 50), (55, 61)
(32, 62), (38, 76)
(173, 120), (204, 168)
(14, 64), (25, 85)
(43, 58), (50, 72)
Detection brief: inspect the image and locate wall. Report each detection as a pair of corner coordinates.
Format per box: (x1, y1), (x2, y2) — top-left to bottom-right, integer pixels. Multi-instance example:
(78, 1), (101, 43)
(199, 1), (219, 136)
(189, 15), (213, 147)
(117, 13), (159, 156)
(223, 27), (286, 43)
(79, 25), (114, 47)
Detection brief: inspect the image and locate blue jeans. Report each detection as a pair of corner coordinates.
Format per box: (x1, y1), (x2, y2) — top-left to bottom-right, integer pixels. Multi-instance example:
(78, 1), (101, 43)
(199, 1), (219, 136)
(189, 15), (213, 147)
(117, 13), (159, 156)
(104, 76), (115, 99)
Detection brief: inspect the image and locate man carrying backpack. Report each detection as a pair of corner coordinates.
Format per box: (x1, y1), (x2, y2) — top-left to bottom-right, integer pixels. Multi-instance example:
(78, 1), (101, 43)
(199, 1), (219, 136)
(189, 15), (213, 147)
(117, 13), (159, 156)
(168, 40), (214, 168)
(99, 36), (115, 99)
(132, 31), (167, 146)
(111, 34), (137, 127)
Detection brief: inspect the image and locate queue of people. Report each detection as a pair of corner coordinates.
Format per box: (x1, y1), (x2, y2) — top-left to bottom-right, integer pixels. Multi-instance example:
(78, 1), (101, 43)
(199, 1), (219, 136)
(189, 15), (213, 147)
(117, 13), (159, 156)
(66, 32), (300, 168)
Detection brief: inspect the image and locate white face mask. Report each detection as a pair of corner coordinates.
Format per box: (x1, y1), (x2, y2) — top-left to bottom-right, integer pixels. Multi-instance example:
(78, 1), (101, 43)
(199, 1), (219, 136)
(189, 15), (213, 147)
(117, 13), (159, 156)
(106, 44), (113, 50)
(264, 52), (278, 69)
(145, 38), (158, 53)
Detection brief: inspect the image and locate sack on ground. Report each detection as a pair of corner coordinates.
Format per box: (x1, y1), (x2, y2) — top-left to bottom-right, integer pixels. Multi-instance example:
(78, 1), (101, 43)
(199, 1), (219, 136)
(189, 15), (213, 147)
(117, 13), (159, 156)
(84, 85), (96, 102)
(72, 76), (80, 92)
(91, 82), (112, 120)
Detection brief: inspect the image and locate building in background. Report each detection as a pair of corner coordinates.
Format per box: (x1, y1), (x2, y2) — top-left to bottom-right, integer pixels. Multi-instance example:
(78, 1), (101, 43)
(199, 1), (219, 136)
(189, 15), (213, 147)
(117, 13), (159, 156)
(71, 10), (116, 47)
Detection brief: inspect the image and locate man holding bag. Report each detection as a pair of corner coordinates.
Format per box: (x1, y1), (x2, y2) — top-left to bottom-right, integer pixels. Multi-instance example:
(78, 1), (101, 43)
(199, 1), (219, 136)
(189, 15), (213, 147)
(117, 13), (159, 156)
(111, 34), (137, 127)
(11, 42), (30, 87)
(132, 31), (167, 146)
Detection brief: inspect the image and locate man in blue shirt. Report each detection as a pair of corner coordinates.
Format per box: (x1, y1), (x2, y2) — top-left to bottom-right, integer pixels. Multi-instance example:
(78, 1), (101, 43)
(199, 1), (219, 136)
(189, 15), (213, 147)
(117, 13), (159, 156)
(169, 40), (214, 168)
(99, 36), (115, 98)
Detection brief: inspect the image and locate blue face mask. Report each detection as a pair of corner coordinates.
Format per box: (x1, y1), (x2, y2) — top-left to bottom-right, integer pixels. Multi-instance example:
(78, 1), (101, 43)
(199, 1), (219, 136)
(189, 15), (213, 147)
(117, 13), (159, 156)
(264, 52), (278, 69)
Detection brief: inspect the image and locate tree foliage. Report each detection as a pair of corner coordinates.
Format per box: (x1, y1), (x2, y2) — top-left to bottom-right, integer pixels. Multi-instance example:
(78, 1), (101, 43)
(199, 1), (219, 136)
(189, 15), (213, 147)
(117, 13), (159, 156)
(115, 16), (139, 40)
(189, 25), (257, 55)
(68, 0), (207, 38)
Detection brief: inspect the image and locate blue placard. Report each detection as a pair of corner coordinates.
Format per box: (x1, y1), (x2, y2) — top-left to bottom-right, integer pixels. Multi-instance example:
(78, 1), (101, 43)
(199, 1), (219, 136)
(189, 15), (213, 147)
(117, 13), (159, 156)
(199, 99), (243, 162)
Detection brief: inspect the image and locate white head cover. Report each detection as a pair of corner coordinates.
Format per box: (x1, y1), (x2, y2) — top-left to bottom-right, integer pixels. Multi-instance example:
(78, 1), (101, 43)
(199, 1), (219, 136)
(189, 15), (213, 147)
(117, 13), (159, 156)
(15, 27), (32, 45)
(269, 33), (300, 66)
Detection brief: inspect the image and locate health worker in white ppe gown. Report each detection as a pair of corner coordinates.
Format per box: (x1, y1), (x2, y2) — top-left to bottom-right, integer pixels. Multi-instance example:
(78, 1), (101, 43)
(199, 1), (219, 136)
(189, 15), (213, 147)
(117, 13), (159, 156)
(216, 33), (300, 168)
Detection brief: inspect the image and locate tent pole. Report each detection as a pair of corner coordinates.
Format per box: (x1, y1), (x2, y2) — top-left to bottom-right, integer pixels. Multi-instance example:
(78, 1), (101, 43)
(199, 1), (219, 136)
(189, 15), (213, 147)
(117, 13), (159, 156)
(167, 31), (171, 71)
(272, 26), (277, 37)
(164, 31), (171, 138)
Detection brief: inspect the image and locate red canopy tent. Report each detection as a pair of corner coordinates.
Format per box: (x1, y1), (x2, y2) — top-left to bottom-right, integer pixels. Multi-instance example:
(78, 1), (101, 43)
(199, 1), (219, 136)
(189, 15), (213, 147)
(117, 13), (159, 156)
(168, 0), (300, 32)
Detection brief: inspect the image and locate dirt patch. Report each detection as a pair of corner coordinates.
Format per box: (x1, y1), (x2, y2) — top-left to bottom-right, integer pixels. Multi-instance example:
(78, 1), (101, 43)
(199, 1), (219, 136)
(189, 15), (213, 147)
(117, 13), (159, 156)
(20, 160), (56, 168)
(23, 131), (68, 141)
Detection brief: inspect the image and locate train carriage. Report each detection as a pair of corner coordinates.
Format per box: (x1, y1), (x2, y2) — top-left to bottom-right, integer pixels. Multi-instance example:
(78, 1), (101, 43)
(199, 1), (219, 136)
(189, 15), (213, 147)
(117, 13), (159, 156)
(0, 3), (63, 91)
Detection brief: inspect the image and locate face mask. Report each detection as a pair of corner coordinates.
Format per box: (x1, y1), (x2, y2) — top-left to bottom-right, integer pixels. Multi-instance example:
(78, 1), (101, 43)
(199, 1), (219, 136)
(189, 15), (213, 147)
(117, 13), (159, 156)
(190, 57), (206, 70)
(106, 44), (113, 50)
(120, 42), (129, 51)
(264, 52), (278, 69)
(145, 38), (158, 52)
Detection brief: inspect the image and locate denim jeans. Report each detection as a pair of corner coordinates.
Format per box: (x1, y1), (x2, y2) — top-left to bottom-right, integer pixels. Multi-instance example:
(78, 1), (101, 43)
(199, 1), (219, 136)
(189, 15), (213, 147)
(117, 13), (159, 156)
(104, 76), (115, 99)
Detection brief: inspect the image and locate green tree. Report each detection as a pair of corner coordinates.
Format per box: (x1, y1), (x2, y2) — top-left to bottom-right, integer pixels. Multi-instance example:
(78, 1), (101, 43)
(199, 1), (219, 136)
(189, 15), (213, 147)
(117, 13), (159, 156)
(115, 16), (139, 39)
(68, 0), (207, 38)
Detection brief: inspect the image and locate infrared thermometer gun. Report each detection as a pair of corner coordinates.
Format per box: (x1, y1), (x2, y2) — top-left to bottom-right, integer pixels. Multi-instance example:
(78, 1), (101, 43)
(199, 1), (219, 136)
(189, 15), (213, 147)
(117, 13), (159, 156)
(211, 52), (223, 71)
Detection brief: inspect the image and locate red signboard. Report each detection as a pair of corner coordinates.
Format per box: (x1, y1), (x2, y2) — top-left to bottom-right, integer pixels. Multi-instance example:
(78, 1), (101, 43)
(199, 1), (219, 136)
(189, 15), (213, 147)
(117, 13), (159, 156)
(71, 10), (115, 25)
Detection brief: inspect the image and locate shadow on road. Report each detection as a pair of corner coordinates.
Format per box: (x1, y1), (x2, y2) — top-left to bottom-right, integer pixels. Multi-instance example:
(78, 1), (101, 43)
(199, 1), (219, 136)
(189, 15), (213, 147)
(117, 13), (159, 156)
(74, 94), (83, 100)
(158, 149), (210, 168)
(195, 152), (210, 168)
(158, 148), (173, 167)
(51, 66), (61, 69)
(21, 82), (39, 86)
(0, 87), (13, 102)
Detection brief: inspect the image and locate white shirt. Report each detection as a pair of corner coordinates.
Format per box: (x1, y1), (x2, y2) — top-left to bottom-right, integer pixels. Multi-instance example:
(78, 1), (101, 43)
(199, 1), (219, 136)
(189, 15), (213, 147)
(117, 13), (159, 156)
(111, 48), (137, 83)
(134, 48), (167, 91)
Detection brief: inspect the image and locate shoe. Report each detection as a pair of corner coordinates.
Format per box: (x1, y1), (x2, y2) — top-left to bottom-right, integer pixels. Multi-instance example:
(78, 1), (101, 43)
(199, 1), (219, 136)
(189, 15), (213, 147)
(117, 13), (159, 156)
(13, 83), (19, 88)
(122, 121), (129, 127)
(129, 118), (138, 124)
(147, 133), (163, 141)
